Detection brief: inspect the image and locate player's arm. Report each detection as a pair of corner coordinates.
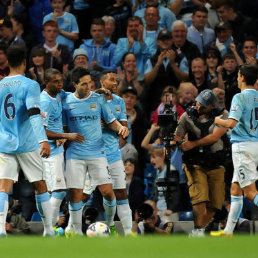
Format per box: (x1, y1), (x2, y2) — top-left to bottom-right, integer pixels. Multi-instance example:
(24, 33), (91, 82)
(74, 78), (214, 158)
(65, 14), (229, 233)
(108, 120), (129, 139)
(215, 116), (238, 129)
(28, 107), (50, 158)
(180, 126), (227, 151)
(45, 129), (85, 143)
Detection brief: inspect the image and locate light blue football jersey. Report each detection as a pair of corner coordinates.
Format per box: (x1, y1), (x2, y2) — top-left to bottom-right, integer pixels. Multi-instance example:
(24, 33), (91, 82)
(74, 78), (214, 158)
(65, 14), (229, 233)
(229, 89), (258, 143)
(0, 75), (47, 153)
(103, 94), (127, 164)
(40, 90), (64, 157)
(62, 91), (115, 160)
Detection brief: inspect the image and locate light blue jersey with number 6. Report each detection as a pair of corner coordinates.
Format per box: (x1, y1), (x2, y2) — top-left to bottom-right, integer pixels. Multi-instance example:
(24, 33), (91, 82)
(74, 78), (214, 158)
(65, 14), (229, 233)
(0, 75), (48, 153)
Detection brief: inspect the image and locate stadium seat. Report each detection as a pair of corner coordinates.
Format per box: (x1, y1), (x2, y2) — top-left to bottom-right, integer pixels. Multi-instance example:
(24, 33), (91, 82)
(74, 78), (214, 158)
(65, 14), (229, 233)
(30, 211), (42, 222)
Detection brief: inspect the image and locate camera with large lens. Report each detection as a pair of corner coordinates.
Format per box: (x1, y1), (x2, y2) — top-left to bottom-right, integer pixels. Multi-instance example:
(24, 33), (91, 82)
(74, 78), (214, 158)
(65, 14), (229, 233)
(137, 203), (154, 221)
(158, 105), (178, 142)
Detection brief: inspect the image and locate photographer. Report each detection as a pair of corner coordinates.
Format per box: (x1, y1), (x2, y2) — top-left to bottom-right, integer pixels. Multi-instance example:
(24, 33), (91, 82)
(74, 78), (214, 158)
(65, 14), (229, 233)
(132, 200), (173, 235)
(175, 89), (228, 237)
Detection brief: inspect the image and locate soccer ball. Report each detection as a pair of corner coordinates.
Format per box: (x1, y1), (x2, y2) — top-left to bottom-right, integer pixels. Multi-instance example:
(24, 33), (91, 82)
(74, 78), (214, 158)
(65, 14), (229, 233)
(86, 222), (110, 237)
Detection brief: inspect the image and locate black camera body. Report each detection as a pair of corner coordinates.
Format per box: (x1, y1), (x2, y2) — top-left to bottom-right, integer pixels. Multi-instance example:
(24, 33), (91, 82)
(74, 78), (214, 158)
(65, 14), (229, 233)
(158, 104), (178, 142)
(137, 203), (154, 221)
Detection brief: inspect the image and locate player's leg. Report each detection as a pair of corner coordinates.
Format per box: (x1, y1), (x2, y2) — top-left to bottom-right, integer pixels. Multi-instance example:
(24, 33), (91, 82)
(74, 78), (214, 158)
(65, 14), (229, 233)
(65, 159), (86, 235)
(222, 182), (243, 235)
(18, 150), (54, 236)
(43, 153), (67, 226)
(241, 142), (258, 206)
(98, 183), (116, 228)
(0, 153), (18, 236)
(110, 160), (132, 235)
(0, 179), (13, 236)
(87, 158), (117, 229)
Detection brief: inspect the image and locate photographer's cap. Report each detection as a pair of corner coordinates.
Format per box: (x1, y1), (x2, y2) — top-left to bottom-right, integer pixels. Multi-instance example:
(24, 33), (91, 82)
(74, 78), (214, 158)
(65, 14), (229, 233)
(121, 85), (137, 96)
(195, 89), (217, 107)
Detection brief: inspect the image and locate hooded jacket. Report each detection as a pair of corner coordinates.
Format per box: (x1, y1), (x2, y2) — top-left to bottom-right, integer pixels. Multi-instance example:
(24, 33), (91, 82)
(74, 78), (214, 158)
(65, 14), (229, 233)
(79, 38), (116, 71)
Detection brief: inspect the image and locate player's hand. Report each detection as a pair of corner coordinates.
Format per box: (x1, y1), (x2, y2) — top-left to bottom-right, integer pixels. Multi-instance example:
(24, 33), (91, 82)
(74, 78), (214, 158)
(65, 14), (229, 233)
(56, 139), (66, 146)
(95, 88), (113, 100)
(66, 133), (85, 143)
(40, 141), (51, 158)
(118, 126), (129, 139)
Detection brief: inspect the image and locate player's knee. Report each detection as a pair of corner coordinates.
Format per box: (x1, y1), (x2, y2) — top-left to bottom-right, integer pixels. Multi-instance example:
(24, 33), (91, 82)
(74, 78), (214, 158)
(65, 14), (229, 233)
(82, 193), (90, 203)
(32, 180), (47, 194)
(114, 189), (127, 200)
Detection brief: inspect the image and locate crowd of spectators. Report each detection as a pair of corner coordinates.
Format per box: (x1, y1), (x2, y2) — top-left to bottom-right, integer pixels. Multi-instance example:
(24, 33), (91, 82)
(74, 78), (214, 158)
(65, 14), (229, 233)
(1, 0), (258, 234)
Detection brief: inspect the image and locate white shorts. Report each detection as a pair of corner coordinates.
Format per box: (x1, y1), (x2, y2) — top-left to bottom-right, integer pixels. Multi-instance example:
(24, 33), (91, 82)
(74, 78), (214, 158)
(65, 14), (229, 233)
(232, 142), (258, 188)
(83, 159), (126, 194)
(0, 149), (44, 183)
(65, 157), (112, 189)
(108, 160), (126, 190)
(43, 152), (66, 191)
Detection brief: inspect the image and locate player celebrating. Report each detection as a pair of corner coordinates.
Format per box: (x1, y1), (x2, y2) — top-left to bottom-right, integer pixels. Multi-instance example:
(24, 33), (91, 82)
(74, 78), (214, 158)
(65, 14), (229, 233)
(0, 46), (53, 237)
(211, 64), (258, 237)
(62, 67), (129, 236)
(83, 70), (132, 235)
(40, 68), (85, 227)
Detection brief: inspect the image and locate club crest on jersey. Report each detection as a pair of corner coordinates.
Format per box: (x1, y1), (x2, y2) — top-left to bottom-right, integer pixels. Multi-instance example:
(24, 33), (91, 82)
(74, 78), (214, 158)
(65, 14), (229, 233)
(231, 105), (239, 112)
(90, 103), (97, 111)
(115, 106), (121, 113)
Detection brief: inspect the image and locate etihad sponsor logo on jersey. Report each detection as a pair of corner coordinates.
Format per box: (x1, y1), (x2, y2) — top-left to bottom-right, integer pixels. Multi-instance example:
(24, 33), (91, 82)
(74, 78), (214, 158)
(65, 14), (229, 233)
(231, 105), (239, 112)
(90, 103), (97, 111)
(70, 115), (98, 122)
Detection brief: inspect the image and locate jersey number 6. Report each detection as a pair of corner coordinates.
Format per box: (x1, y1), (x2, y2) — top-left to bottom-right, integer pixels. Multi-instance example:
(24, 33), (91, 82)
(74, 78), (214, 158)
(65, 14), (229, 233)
(4, 93), (16, 120)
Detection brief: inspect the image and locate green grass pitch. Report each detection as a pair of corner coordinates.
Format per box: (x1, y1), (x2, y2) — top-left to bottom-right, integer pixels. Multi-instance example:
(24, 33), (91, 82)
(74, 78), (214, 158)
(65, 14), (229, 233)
(1, 235), (258, 258)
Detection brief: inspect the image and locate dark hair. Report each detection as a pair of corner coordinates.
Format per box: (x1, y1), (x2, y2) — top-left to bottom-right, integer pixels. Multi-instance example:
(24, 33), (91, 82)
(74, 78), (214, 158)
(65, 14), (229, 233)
(31, 47), (46, 58)
(0, 41), (8, 54)
(204, 47), (222, 65)
(215, 0), (234, 9)
(71, 67), (91, 84)
(222, 53), (236, 62)
(7, 46), (26, 68)
(193, 6), (208, 15)
(44, 68), (61, 84)
(91, 18), (105, 27)
(239, 64), (258, 86)
(124, 158), (141, 178)
(127, 16), (143, 26)
(29, 47), (48, 70)
(100, 70), (116, 81)
(191, 57), (206, 66)
(122, 52), (136, 63)
(243, 36), (257, 46)
(11, 15), (27, 27)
